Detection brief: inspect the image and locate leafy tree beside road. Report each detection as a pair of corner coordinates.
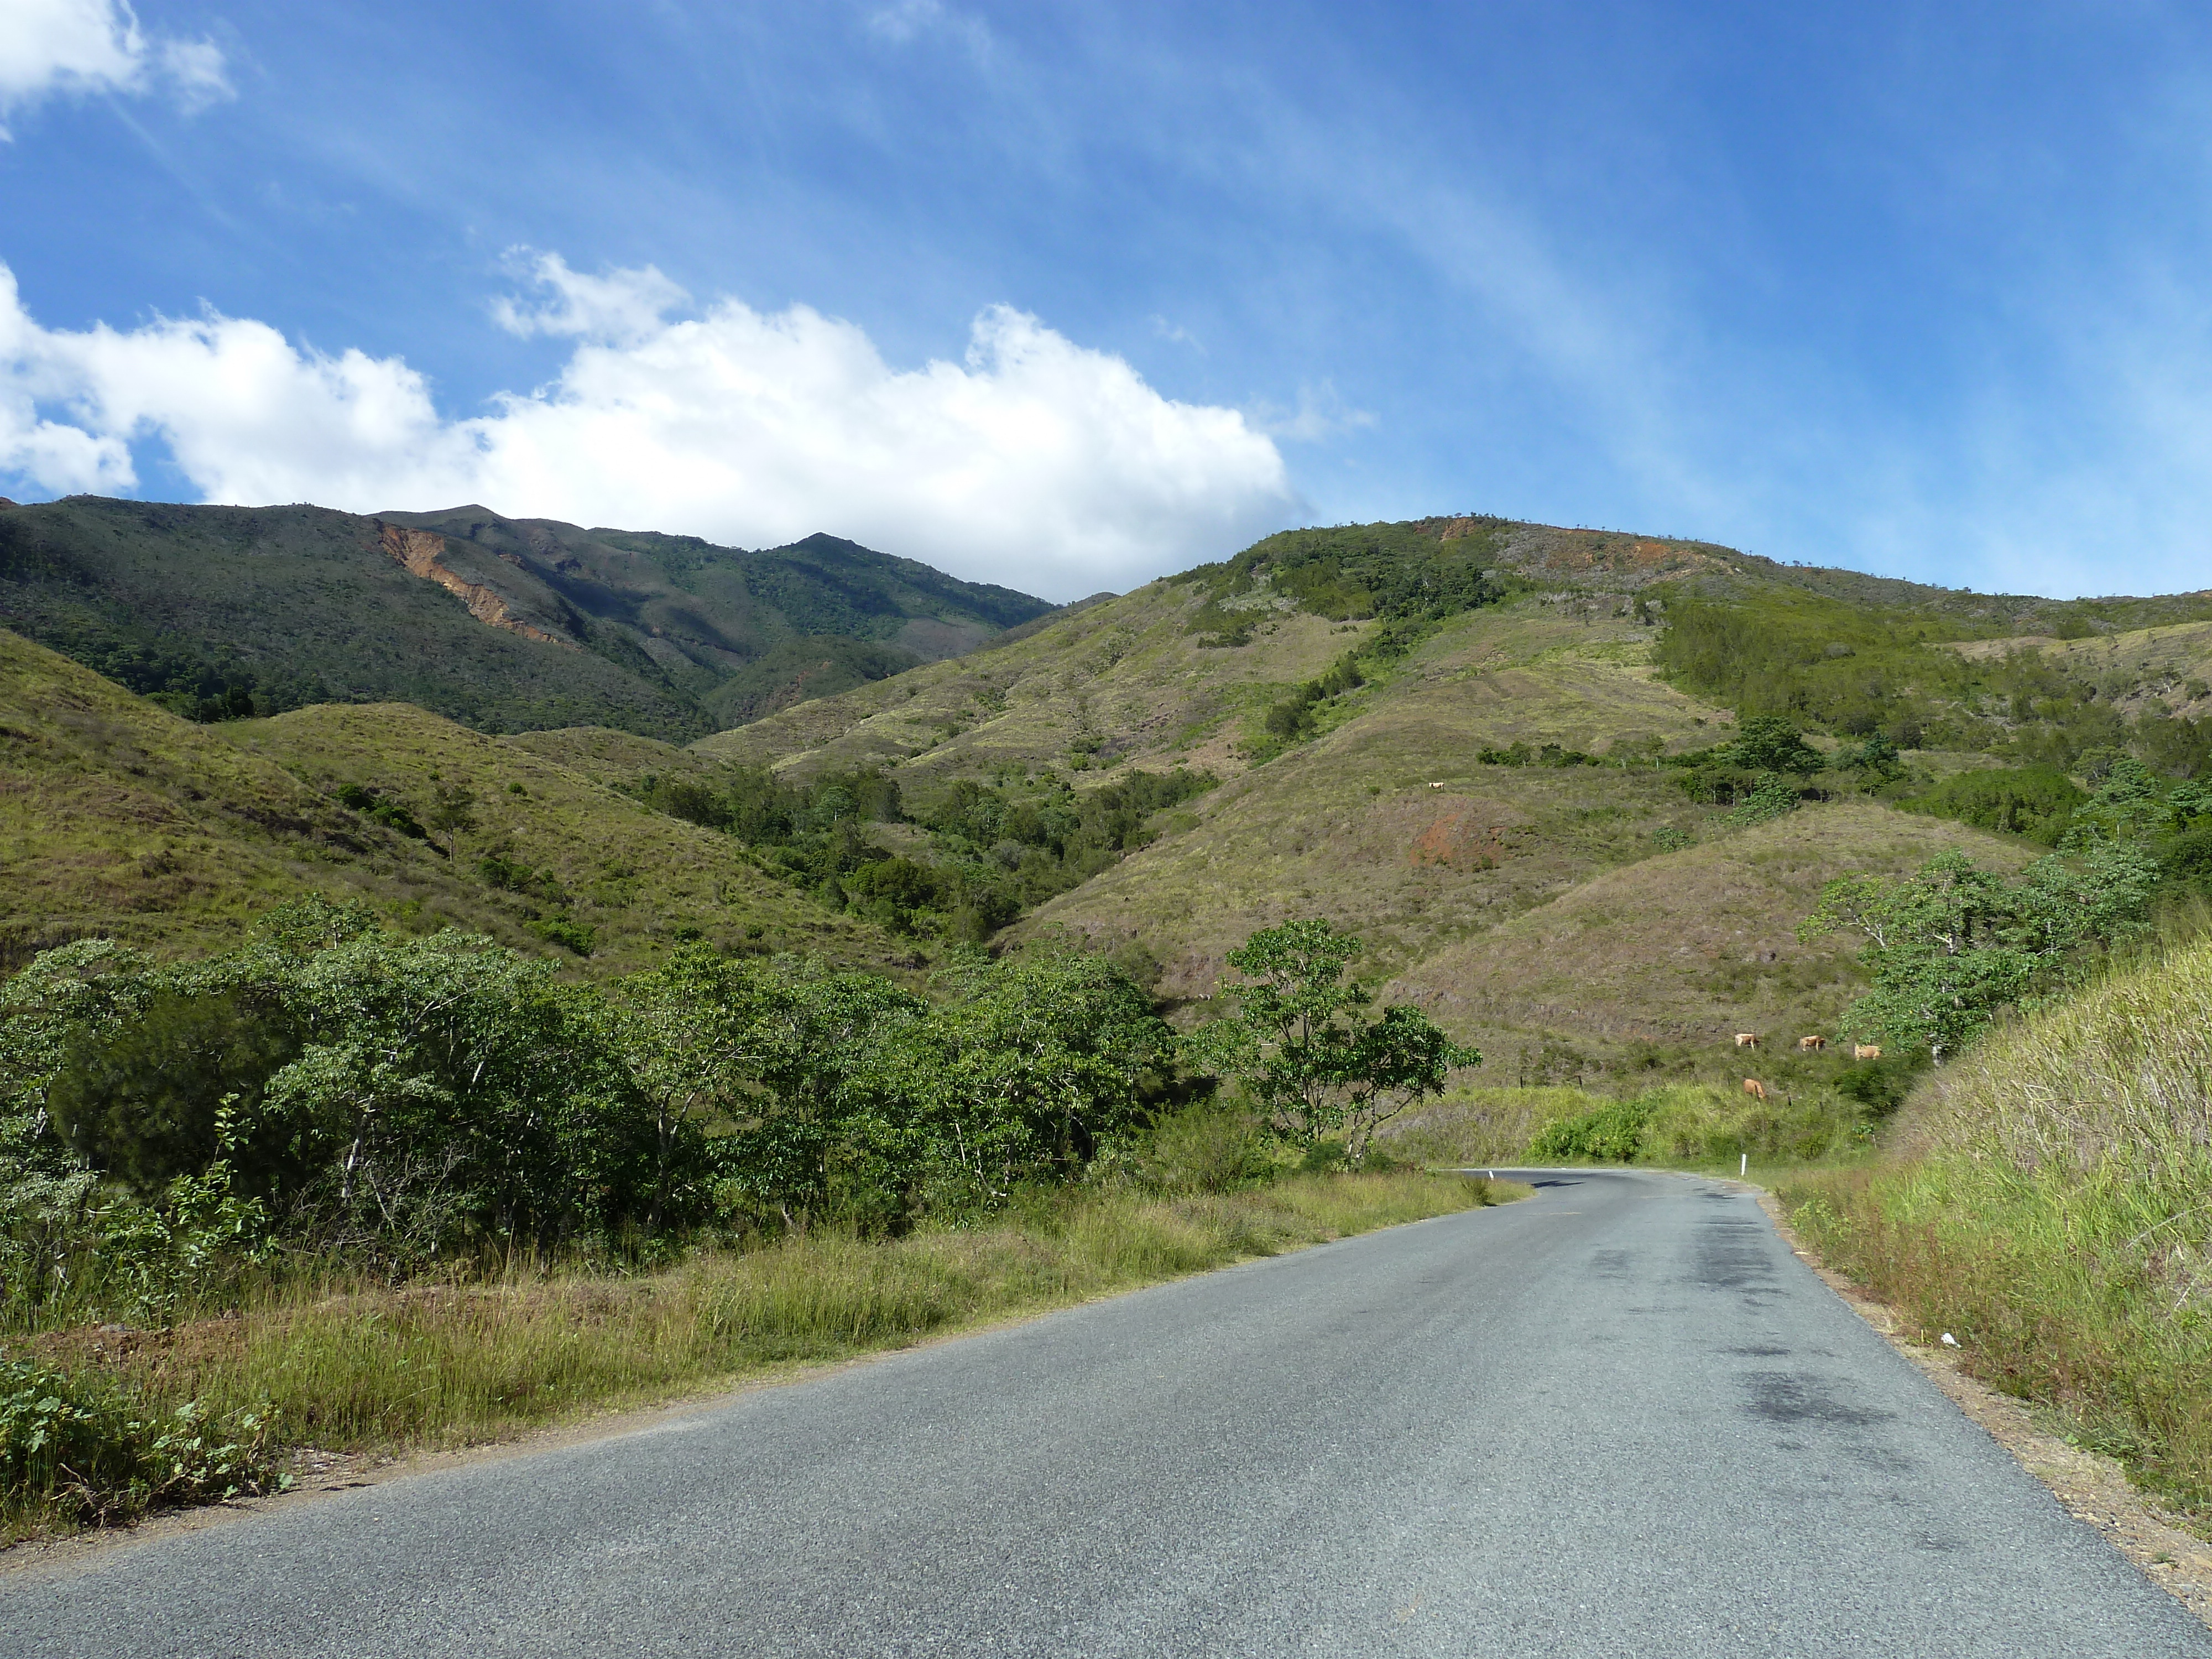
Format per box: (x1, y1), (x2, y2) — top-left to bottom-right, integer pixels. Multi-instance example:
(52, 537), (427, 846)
(1188, 920), (1478, 1162)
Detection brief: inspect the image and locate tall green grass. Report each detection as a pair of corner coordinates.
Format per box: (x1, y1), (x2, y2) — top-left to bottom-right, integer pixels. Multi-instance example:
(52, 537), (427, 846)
(1784, 937), (2212, 1510)
(1378, 1087), (1598, 1165)
(1385, 1081), (1866, 1170)
(3, 1173), (1496, 1542)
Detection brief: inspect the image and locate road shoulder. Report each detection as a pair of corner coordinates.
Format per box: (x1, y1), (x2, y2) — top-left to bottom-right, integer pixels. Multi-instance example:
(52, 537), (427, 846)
(1759, 1186), (2212, 1632)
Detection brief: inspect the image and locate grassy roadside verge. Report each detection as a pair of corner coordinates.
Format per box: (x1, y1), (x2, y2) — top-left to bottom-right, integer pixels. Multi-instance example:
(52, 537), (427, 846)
(1777, 937), (2212, 1520)
(1780, 1157), (2212, 1517)
(3, 1171), (1507, 1547)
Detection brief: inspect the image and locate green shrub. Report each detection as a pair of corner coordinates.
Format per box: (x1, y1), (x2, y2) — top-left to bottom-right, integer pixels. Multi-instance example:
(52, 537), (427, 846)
(1725, 775), (1802, 826)
(1528, 1095), (1651, 1162)
(1833, 1052), (1924, 1118)
(46, 990), (306, 1200)
(1905, 764), (2084, 843)
(528, 916), (596, 956)
(1, 1358), (285, 1527)
(1140, 1105), (1278, 1193)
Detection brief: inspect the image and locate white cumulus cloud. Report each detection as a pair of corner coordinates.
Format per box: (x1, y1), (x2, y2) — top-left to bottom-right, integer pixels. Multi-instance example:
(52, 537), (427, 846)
(0, 0), (233, 136)
(0, 257), (1297, 598)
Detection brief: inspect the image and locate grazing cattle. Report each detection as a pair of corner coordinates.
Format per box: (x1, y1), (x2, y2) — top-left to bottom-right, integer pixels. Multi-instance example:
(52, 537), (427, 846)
(1854, 1044), (1883, 1061)
(1734, 1033), (1759, 1048)
(1797, 1035), (1825, 1051)
(1743, 1078), (1767, 1101)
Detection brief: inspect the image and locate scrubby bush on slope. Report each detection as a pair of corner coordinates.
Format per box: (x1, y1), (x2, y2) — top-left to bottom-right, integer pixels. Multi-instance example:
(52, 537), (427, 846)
(0, 901), (1183, 1327)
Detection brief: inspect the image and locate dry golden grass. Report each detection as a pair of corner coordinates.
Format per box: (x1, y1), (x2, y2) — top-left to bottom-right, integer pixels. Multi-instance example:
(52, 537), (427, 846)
(691, 576), (1365, 787)
(1376, 1087), (1597, 1165)
(1006, 607), (1731, 990)
(1942, 619), (2212, 719)
(1384, 800), (2034, 1054)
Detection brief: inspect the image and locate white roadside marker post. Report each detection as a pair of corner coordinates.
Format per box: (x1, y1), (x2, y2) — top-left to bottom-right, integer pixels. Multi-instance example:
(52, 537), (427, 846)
(1740, 1152), (1748, 1177)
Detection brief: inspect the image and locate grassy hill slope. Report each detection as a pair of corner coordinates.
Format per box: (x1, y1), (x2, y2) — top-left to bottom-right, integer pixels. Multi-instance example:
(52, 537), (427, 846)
(0, 628), (909, 973)
(1001, 600), (1723, 986)
(1944, 619), (2212, 722)
(1380, 802), (2031, 1066)
(0, 498), (1052, 742)
(703, 510), (2193, 1083)
(19, 495), (2206, 1084)
(691, 575), (1358, 785)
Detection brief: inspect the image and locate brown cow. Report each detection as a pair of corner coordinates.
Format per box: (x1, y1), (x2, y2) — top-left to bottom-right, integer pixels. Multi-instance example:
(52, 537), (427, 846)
(1853, 1044), (1883, 1061)
(1734, 1033), (1759, 1048)
(1797, 1035), (1825, 1051)
(1743, 1078), (1767, 1101)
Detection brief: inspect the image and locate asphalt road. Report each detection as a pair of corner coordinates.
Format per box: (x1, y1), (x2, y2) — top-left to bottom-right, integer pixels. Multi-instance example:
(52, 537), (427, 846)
(6, 1169), (2205, 1658)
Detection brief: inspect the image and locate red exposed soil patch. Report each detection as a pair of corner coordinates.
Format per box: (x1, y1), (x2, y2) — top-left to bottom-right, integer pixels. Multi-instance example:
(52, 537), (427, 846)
(1408, 801), (1518, 871)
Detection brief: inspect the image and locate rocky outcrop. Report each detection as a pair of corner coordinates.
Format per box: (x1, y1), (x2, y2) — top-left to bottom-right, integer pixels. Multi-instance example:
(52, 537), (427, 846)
(376, 523), (575, 650)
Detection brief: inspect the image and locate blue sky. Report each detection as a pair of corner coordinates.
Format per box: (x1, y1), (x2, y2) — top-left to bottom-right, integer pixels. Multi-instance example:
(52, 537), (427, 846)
(4, 1), (2211, 601)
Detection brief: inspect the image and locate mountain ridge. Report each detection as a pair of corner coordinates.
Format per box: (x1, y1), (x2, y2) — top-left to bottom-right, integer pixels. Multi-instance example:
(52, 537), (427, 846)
(0, 497), (1056, 742)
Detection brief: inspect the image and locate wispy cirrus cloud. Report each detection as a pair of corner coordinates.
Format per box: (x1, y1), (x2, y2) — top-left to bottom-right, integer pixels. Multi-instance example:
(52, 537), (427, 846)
(1248, 380), (1376, 445)
(864, 0), (994, 64)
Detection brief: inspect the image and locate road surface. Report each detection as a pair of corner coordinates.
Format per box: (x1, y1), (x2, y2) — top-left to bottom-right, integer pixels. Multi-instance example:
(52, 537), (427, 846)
(4, 1169), (2204, 1657)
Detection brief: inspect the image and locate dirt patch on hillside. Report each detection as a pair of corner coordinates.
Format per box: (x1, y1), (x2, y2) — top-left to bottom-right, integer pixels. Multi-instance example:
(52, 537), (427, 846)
(1345, 791), (1531, 873)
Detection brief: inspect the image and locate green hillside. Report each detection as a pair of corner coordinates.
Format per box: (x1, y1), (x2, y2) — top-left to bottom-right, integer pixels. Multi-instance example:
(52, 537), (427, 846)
(0, 498), (1053, 742)
(691, 513), (2212, 1086)
(0, 628), (911, 974)
(12, 497), (2211, 1085)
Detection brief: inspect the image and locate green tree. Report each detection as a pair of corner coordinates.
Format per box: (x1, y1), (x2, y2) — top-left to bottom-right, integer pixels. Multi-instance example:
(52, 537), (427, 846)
(1726, 714), (1825, 775)
(1188, 920), (1478, 1161)
(1801, 846), (2155, 1062)
(422, 783), (478, 863)
(898, 947), (1173, 1201)
(46, 988), (306, 1199)
(620, 948), (926, 1230)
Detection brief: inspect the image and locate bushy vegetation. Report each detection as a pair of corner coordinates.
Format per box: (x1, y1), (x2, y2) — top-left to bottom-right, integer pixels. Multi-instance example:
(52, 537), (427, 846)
(1524, 1082), (1867, 1167)
(1785, 935), (2212, 1510)
(1903, 764), (2085, 843)
(1185, 920), (1476, 1162)
(1, 902), (1187, 1321)
(1654, 586), (2212, 777)
(627, 762), (1214, 941)
(1178, 518), (1511, 649)
(1, 1357), (285, 1530)
(0, 903), (1489, 1536)
(1802, 832), (2168, 1062)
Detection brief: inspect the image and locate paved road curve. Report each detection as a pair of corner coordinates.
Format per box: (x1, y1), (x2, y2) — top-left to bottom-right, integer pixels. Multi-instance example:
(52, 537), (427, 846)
(6, 1170), (2205, 1658)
